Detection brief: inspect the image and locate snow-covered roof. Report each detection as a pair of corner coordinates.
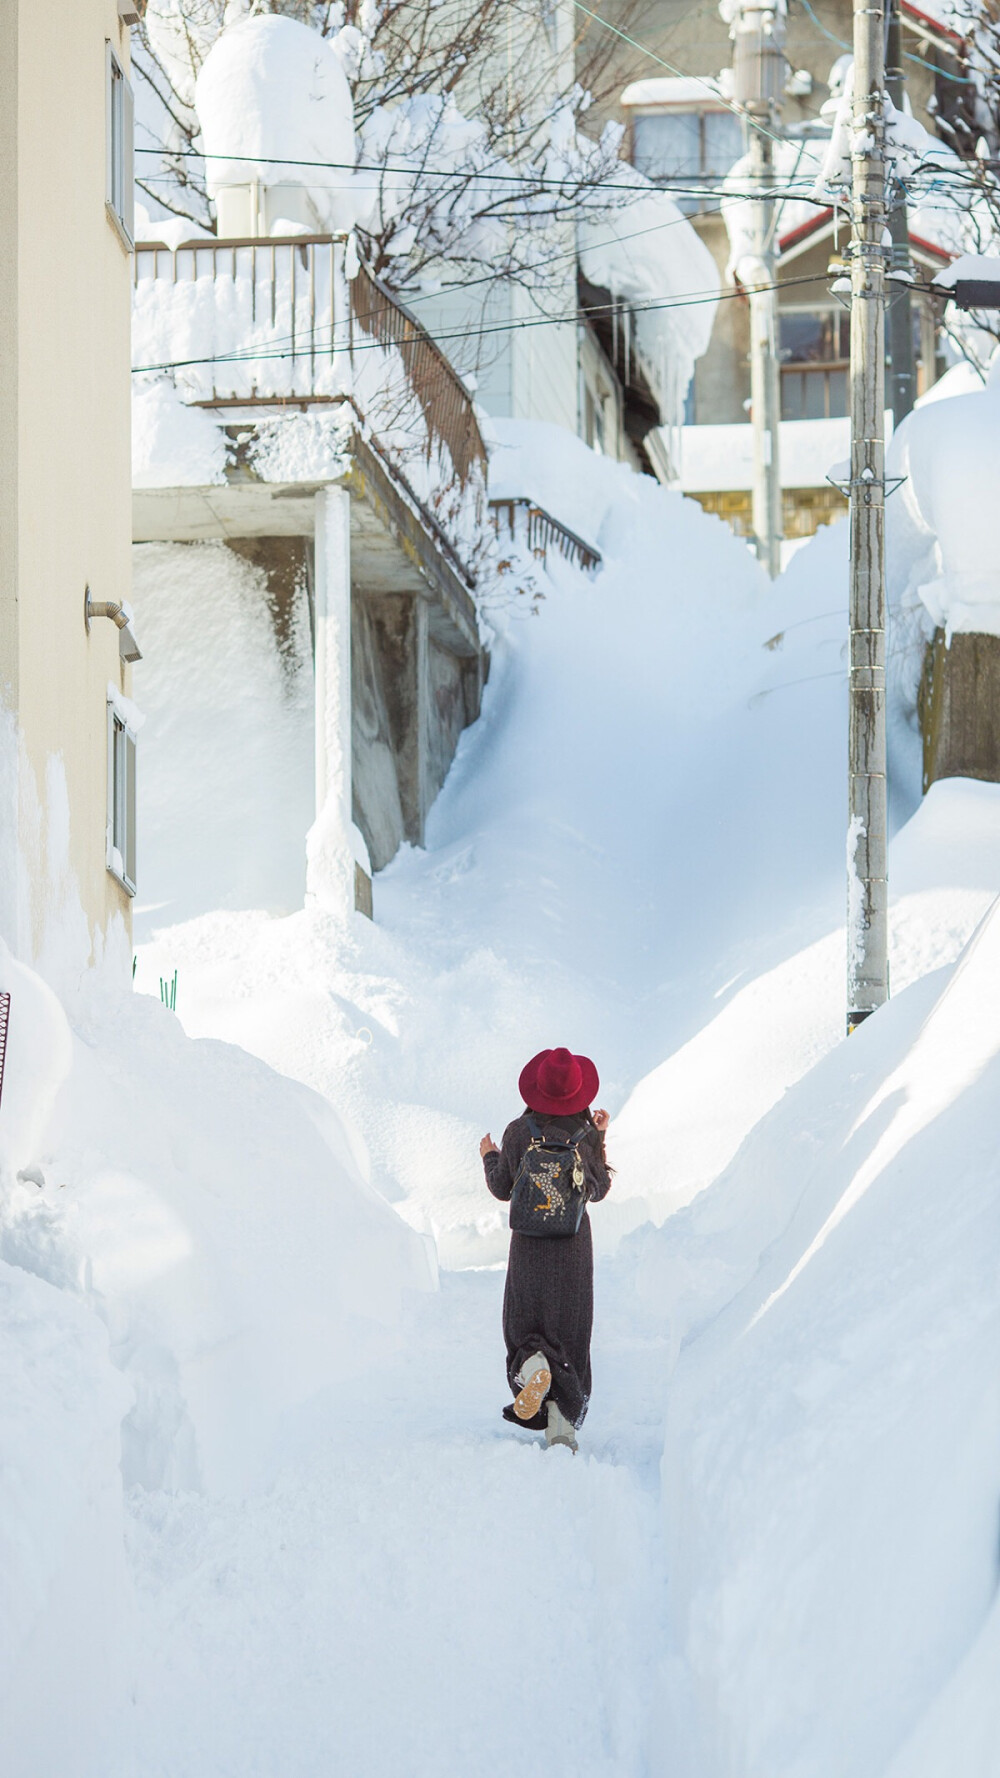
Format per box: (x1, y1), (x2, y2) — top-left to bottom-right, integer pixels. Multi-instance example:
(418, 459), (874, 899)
(777, 206), (955, 264)
(578, 186), (719, 425)
(900, 0), (968, 47)
(619, 76), (727, 110)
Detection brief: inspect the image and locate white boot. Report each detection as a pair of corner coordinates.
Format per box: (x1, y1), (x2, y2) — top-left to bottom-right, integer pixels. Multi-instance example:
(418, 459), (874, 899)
(545, 1400), (578, 1453)
(512, 1351), (551, 1421)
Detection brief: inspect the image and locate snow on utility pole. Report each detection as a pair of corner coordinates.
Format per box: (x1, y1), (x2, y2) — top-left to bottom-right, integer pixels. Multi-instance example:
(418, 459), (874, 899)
(886, 0), (916, 424)
(846, 0), (890, 1031)
(732, 0), (785, 579)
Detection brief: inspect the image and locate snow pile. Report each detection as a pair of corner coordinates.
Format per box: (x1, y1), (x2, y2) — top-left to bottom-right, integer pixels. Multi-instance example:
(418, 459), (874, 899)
(0, 925), (433, 1771)
(132, 377), (228, 488)
(195, 13), (368, 235)
(637, 896), (1000, 1778)
(932, 251), (1000, 291)
(130, 540), (315, 923)
(487, 416), (619, 548)
(888, 351), (1000, 640)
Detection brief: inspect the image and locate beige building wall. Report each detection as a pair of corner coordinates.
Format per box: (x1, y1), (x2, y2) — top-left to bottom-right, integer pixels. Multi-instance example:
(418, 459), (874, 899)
(0, 0), (134, 973)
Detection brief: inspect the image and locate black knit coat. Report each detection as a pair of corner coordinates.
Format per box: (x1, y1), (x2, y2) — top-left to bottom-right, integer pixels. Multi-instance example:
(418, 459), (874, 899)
(483, 1111), (612, 1429)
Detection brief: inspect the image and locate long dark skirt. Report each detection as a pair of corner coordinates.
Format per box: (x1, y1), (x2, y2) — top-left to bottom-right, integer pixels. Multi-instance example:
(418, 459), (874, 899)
(502, 1212), (594, 1429)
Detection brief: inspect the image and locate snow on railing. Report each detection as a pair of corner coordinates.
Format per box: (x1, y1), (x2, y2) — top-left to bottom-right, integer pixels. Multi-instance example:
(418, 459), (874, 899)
(132, 235), (487, 499)
(133, 235), (348, 407)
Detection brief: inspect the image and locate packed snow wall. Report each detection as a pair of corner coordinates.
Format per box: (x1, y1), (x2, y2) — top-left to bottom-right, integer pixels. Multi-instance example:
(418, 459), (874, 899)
(0, 922), (436, 1775)
(131, 540), (315, 935)
(888, 360), (1000, 790)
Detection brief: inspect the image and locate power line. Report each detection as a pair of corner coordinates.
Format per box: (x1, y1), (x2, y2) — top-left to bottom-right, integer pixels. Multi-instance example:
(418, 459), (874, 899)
(571, 0), (789, 152)
(795, 0), (977, 82)
(131, 271), (828, 377)
(135, 143), (833, 199)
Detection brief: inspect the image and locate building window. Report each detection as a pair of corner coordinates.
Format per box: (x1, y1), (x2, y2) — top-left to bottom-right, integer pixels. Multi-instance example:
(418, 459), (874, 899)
(631, 108), (743, 213)
(779, 308), (850, 420)
(106, 44), (135, 249)
(107, 701), (137, 895)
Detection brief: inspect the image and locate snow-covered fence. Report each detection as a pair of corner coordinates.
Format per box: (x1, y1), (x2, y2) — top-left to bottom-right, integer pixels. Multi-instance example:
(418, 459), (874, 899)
(132, 238), (486, 491)
(134, 235), (349, 407)
(132, 235), (489, 578)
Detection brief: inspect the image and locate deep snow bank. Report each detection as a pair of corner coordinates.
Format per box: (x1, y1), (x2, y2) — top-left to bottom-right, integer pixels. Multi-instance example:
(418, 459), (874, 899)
(0, 935), (433, 1774)
(633, 900), (1000, 1778)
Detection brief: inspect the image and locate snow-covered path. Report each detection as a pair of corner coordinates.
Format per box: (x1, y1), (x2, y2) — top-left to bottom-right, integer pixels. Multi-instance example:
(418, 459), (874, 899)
(113, 436), (1000, 1777)
(4, 429), (992, 1776)
(120, 1259), (669, 1777)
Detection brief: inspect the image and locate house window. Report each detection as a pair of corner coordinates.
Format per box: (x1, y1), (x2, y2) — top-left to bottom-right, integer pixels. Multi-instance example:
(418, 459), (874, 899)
(106, 43), (135, 249)
(631, 109), (743, 213)
(107, 702), (137, 895)
(779, 308), (850, 420)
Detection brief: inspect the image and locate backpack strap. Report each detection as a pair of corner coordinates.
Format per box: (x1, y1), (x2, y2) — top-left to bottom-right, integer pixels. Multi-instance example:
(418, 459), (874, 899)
(529, 1118), (590, 1148)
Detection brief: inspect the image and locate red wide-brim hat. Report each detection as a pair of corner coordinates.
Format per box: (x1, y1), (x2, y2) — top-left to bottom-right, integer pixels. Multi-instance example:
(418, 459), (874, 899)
(518, 1047), (599, 1117)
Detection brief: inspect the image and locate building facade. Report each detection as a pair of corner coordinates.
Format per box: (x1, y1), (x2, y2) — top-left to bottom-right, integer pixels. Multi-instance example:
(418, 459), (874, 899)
(1, 0), (139, 977)
(579, 0), (966, 537)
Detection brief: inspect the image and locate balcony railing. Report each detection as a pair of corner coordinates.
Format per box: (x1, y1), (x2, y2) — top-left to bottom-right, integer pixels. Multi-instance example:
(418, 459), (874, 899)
(132, 235), (487, 501)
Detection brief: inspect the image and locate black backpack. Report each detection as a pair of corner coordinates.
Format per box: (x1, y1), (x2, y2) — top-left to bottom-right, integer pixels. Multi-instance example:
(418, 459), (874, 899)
(509, 1117), (591, 1238)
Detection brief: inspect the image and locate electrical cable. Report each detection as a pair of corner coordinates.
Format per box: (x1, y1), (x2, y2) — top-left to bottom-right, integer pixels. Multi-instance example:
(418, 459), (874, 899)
(135, 144), (833, 198)
(795, 0), (977, 83)
(571, 0), (789, 150)
(130, 271), (830, 377)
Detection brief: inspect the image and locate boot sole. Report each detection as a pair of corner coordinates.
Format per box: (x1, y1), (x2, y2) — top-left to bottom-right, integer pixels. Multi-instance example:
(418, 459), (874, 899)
(512, 1365), (552, 1421)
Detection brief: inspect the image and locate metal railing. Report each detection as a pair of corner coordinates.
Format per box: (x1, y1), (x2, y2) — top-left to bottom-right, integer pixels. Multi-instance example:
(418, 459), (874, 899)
(490, 498), (602, 575)
(350, 263), (487, 487)
(133, 235), (487, 494)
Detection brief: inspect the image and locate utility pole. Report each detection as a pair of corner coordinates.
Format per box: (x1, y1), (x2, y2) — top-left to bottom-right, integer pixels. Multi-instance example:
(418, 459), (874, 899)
(732, 0), (785, 578)
(847, 0), (890, 1031)
(886, 0), (916, 424)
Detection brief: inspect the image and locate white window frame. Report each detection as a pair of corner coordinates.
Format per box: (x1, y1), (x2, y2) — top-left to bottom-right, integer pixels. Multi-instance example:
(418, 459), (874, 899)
(106, 42), (135, 250)
(107, 700), (137, 896)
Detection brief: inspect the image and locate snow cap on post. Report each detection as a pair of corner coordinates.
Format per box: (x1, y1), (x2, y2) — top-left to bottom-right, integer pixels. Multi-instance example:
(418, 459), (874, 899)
(195, 14), (369, 235)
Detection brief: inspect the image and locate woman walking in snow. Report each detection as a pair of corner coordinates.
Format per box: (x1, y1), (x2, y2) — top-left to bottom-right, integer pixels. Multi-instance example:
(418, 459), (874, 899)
(480, 1048), (611, 1453)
